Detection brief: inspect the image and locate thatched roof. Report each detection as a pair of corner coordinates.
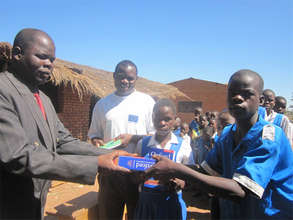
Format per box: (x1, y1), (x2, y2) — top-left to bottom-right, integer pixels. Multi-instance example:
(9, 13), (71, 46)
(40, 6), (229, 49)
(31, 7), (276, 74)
(0, 42), (12, 72)
(52, 58), (193, 100)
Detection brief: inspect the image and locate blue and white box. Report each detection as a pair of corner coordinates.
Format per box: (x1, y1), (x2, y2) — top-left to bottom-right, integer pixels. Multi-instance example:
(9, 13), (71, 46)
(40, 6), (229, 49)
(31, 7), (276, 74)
(118, 156), (156, 171)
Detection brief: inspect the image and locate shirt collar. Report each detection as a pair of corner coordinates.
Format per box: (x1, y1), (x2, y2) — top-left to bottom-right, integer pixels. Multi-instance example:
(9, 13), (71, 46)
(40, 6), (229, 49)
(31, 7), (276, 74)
(147, 132), (179, 147)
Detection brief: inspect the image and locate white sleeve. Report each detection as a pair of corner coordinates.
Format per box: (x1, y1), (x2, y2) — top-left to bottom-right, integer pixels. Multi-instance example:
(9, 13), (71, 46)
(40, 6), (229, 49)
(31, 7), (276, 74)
(281, 115), (293, 147)
(145, 96), (155, 134)
(88, 102), (104, 140)
(288, 122), (293, 149)
(178, 138), (195, 165)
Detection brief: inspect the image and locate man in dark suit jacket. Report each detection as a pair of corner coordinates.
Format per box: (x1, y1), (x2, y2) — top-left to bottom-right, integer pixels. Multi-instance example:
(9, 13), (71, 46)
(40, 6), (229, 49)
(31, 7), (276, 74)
(0, 28), (131, 219)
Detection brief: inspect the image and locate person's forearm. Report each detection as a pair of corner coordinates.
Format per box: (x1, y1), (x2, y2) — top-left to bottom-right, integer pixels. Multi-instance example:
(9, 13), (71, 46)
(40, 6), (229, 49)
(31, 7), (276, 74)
(175, 163), (246, 201)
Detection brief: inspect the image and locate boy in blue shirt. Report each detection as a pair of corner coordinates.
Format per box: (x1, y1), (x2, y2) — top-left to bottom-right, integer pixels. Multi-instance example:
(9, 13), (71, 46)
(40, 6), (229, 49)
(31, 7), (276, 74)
(261, 89), (292, 146)
(145, 69), (293, 219)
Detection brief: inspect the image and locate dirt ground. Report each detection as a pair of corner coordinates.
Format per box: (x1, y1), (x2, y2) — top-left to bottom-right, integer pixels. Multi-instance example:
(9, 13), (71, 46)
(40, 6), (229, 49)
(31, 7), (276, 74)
(45, 181), (211, 220)
(184, 191), (211, 220)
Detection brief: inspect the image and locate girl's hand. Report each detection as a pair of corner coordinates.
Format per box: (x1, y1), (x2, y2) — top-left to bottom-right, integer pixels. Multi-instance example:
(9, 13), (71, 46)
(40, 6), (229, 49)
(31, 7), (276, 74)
(171, 178), (185, 190)
(164, 178), (185, 192)
(145, 155), (179, 181)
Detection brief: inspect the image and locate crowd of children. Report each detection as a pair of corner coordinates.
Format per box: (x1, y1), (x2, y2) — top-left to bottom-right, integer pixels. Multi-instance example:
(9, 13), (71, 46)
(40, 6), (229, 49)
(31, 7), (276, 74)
(149, 70), (293, 219)
(130, 73), (293, 219)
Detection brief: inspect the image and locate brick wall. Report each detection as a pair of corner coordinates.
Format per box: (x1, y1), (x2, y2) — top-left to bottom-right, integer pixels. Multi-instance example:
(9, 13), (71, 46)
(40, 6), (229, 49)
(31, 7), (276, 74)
(168, 78), (228, 123)
(57, 86), (91, 141)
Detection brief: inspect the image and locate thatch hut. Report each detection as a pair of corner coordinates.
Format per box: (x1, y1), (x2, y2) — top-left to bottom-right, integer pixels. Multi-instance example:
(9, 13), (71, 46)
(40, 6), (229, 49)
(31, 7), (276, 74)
(40, 58), (193, 140)
(0, 42), (12, 72)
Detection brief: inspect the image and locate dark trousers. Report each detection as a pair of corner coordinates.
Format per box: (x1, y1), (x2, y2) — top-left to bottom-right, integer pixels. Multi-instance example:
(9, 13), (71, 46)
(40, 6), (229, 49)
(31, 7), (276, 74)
(98, 173), (139, 220)
(210, 197), (220, 220)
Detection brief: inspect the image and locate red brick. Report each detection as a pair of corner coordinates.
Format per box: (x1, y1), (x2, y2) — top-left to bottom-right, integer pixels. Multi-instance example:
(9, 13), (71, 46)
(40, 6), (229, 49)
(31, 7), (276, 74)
(168, 78), (227, 123)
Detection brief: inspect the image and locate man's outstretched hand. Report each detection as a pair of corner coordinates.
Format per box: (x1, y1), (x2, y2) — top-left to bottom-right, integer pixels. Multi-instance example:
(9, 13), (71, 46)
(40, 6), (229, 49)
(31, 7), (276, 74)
(97, 150), (136, 175)
(114, 134), (144, 147)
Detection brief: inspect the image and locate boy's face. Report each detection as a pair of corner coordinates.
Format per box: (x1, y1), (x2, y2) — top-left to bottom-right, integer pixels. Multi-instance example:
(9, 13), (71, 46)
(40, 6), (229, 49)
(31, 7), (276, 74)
(228, 74), (260, 121)
(205, 111), (211, 120)
(274, 98), (286, 114)
(174, 117), (181, 129)
(114, 65), (137, 96)
(180, 123), (189, 135)
(262, 91), (275, 113)
(202, 127), (213, 144)
(217, 115), (235, 136)
(153, 106), (175, 136)
(194, 108), (202, 122)
(210, 112), (218, 120)
(209, 118), (217, 129)
(199, 115), (208, 128)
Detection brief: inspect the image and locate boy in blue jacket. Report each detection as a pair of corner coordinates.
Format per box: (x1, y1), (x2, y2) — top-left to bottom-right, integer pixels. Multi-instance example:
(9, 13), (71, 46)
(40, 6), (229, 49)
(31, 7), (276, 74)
(146, 69), (293, 219)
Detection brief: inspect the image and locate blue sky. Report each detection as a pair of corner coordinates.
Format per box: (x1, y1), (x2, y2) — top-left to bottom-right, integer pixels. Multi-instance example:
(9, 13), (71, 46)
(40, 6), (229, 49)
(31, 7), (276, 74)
(1, 0), (292, 108)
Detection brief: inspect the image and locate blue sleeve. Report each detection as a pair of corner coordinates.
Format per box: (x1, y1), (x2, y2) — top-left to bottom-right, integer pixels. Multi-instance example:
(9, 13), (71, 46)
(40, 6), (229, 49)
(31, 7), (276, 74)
(233, 127), (284, 198)
(258, 106), (266, 119)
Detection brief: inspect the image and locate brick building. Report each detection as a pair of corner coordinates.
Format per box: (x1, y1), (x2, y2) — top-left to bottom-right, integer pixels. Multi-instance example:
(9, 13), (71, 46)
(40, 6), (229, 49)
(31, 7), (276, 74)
(168, 77), (228, 123)
(41, 59), (192, 140)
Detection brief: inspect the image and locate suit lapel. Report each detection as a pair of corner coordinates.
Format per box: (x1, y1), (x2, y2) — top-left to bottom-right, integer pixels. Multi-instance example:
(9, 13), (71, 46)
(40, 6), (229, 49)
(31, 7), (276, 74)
(6, 72), (52, 149)
(40, 92), (57, 151)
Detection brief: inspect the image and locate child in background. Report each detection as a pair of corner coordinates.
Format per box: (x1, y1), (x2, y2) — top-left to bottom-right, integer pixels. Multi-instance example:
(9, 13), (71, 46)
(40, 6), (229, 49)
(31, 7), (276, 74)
(192, 115), (211, 165)
(134, 99), (194, 220)
(194, 126), (214, 165)
(216, 109), (235, 137)
(209, 111), (219, 144)
(180, 122), (191, 144)
(146, 69), (293, 219)
(262, 89), (292, 146)
(173, 116), (182, 137)
(199, 114), (209, 130)
(209, 111), (218, 127)
(274, 96), (293, 147)
(205, 111), (212, 121)
(189, 107), (202, 140)
(274, 96), (287, 114)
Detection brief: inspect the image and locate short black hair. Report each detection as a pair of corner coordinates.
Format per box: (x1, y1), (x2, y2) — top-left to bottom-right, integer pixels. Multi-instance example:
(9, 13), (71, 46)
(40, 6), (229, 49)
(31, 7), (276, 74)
(275, 96), (287, 104)
(153, 98), (177, 115)
(114, 60), (138, 75)
(263, 89), (275, 97)
(229, 69), (264, 94)
(194, 106), (202, 112)
(13, 28), (53, 52)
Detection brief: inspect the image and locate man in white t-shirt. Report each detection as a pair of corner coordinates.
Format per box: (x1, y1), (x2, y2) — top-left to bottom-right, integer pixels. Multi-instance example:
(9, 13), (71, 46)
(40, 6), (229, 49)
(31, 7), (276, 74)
(88, 60), (155, 220)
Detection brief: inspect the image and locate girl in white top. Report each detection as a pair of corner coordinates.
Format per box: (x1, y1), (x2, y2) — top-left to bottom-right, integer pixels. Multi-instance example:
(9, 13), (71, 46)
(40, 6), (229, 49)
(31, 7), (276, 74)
(134, 99), (194, 220)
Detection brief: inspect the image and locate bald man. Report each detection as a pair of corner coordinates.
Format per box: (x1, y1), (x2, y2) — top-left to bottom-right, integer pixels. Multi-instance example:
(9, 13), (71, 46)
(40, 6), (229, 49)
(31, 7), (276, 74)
(0, 28), (131, 219)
